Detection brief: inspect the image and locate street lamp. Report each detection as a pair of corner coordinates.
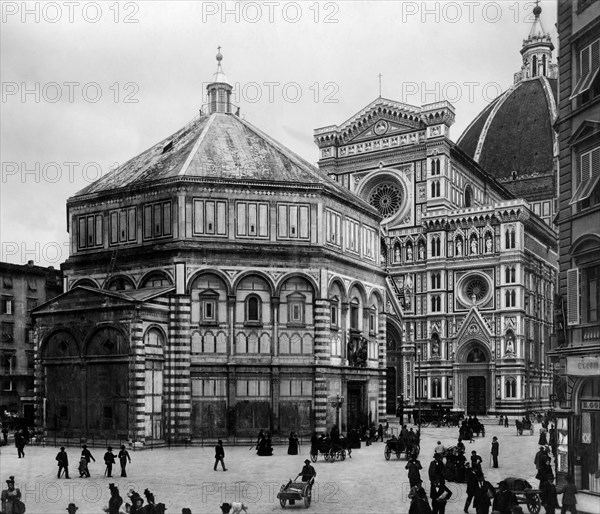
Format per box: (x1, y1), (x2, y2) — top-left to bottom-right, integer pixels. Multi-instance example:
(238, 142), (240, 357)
(334, 393), (344, 431)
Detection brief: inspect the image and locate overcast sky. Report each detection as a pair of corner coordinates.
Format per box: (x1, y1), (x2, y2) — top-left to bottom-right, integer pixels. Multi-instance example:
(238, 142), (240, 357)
(1, 0), (558, 268)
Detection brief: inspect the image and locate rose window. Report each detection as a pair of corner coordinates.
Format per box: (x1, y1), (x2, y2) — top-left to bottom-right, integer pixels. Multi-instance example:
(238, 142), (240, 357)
(368, 183), (402, 217)
(464, 277), (489, 302)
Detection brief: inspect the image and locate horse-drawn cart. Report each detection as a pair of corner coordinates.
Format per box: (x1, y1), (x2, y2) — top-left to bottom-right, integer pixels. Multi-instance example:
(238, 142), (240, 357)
(502, 477), (542, 514)
(277, 475), (313, 509)
(309, 436), (351, 462)
(383, 437), (420, 460)
(516, 419), (535, 436)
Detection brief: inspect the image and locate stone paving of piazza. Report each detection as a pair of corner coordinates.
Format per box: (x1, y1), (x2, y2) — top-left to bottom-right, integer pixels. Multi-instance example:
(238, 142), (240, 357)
(0, 420), (560, 514)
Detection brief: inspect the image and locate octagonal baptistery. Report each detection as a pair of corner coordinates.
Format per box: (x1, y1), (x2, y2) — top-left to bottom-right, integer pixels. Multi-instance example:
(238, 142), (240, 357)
(32, 54), (388, 442)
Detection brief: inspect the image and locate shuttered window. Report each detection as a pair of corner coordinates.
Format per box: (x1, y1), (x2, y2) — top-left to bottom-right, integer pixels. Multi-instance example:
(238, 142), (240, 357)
(570, 146), (600, 205)
(570, 39), (600, 99)
(566, 268), (580, 326)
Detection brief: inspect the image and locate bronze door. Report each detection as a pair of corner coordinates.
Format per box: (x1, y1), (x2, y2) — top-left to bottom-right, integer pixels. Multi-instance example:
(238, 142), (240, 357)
(467, 376), (486, 415)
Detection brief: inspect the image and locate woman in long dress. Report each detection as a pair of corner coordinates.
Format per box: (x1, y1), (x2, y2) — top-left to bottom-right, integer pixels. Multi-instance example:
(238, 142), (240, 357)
(287, 432), (299, 455)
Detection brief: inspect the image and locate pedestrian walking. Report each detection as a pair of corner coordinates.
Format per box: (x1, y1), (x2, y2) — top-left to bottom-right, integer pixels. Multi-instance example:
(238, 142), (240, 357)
(80, 445), (94, 477)
(504, 416), (509, 428)
(118, 445), (131, 477)
(471, 450), (483, 474)
(1, 476), (24, 514)
(491, 437), (499, 468)
(1, 427), (8, 445)
(406, 452), (423, 488)
(78, 455), (89, 478)
(287, 431), (299, 455)
(104, 446), (116, 477)
(492, 480), (517, 514)
(56, 446), (70, 479)
(539, 429), (548, 446)
(434, 441), (446, 455)
(376, 423), (384, 442)
(560, 475), (578, 514)
(430, 476), (452, 514)
(300, 459), (317, 484)
(464, 464), (478, 513)
(14, 431), (25, 458)
(473, 471), (495, 514)
(539, 477), (559, 514)
(214, 439), (227, 471)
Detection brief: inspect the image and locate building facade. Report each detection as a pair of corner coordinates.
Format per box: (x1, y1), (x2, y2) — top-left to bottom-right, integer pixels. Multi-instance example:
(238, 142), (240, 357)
(32, 53), (388, 442)
(550, 0), (600, 508)
(315, 94), (557, 417)
(0, 261), (62, 421)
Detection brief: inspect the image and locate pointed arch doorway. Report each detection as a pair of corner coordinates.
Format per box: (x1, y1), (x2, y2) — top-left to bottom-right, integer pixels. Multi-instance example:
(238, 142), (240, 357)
(454, 340), (493, 415)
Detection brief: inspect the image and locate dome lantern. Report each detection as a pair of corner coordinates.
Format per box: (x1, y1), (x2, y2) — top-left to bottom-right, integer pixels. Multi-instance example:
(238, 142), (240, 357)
(206, 46), (233, 114)
(514, 1), (557, 84)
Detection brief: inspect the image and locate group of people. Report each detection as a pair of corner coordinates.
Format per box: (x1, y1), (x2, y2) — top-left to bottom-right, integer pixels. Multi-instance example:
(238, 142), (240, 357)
(459, 416), (485, 442)
(55, 444), (131, 479)
(254, 429), (273, 456)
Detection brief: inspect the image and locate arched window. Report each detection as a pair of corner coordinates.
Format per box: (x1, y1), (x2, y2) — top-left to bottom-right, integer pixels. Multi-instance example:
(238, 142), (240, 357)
(431, 236), (441, 257)
(431, 180), (441, 198)
(330, 296), (339, 328)
(505, 377), (517, 398)
(532, 55), (538, 77)
(431, 272), (441, 290)
(505, 228), (516, 249)
(505, 266), (516, 283)
(505, 289), (516, 307)
(140, 272), (173, 288)
(350, 299), (360, 330)
(369, 306), (377, 335)
(465, 186), (473, 208)
(431, 333), (441, 357)
(431, 295), (441, 312)
(245, 295), (262, 324)
(198, 290), (219, 325)
(106, 275), (135, 291)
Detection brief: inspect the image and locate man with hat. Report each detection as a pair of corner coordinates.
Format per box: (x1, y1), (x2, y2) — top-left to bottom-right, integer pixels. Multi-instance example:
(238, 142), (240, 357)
(118, 445), (131, 477)
(492, 480), (517, 514)
(1, 476), (24, 514)
(66, 503), (78, 514)
(214, 439), (227, 471)
(80, 444), (95, 477)
(104, 446), (116, 478)
(300, 459), (317, 485)
(107, 484), (123, 514)
(491, 436), (499, 468)
(56, 447), (70, 479)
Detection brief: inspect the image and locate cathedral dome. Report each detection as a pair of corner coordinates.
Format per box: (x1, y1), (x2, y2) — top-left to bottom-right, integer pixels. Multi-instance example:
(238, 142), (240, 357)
(456, 3), (558, 204)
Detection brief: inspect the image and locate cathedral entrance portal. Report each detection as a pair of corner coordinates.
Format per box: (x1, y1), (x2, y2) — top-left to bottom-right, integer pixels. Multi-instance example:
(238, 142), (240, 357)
(467, 376), (486, 415)
(347, 382), (367, 429)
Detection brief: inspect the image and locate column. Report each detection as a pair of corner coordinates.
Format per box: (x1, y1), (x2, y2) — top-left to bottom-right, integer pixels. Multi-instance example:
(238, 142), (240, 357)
(129, 318), (146, 442)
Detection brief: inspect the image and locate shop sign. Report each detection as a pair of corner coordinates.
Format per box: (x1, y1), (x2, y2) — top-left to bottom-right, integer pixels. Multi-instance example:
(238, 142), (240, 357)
(581, 400), (600, 410)
(566, 356), (600, 376)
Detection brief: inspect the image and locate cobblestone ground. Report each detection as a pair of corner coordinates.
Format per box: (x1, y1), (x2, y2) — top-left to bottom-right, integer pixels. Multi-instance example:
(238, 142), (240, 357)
(0, 421), (550, 514)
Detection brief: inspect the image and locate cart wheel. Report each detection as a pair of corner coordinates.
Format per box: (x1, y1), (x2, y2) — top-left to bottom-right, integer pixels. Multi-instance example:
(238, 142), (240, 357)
(280, 499), (287, 508)
(396, 451), (402, 460)
(341, 449), (346, 461)
(329, 449), (336, 462)
(310, 453), (317, 463)
(384, 446), (391, 460)
(347, 448), (352, 459)
(526, 493), (541, 514)
(304, 488), (312, 508)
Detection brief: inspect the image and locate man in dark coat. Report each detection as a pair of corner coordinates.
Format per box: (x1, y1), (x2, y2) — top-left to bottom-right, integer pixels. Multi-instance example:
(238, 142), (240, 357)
(464, 464), (478, 512)
(81, 445), (95, 465)
(539, 477), (559, 514)
(430, 476), (452, 514)
(300, 459), (316, 485)
(56, 447), (70, 479)
(534, 447), (547, 472)
(104, 447), (116, 478)
(406, 453), (423, 488)
(428, 453), (445, 484)
(214, 439), (227, 471)
(473, 471), (494, 514)
(491, 437), (499, 468)
(14, 431), (25, 458)
(471, 451), (483, 474)
(2, 427), (8, 445)
(118, 445), (131, 477)
(492, 480), (517, 514)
